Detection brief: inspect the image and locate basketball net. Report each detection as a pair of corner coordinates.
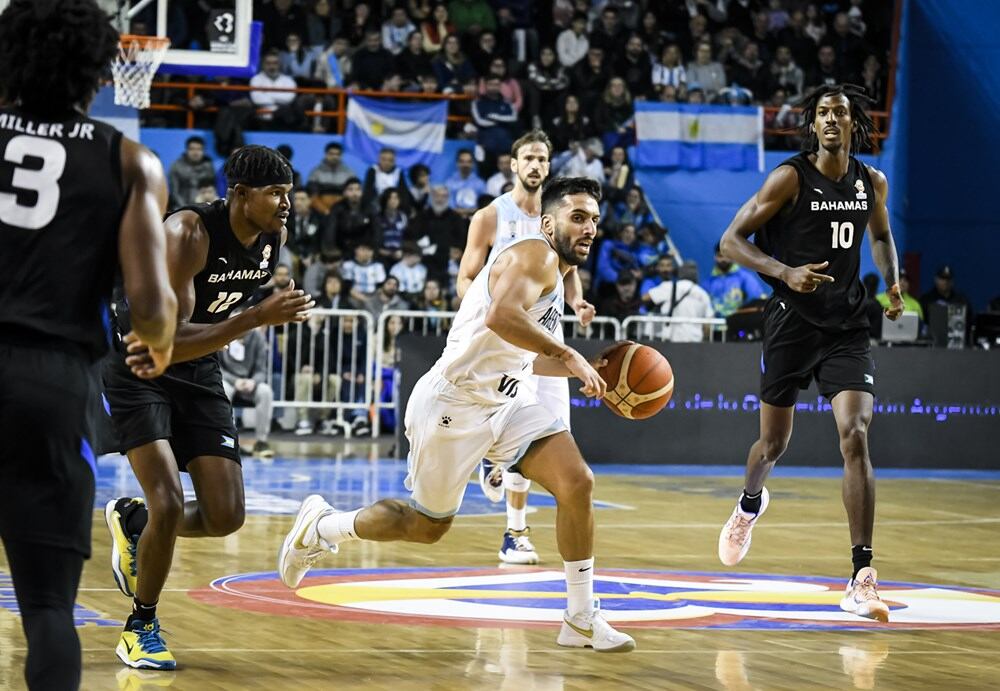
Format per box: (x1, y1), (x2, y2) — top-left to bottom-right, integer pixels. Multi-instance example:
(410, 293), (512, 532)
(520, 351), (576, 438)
(111, 34), (171, 109)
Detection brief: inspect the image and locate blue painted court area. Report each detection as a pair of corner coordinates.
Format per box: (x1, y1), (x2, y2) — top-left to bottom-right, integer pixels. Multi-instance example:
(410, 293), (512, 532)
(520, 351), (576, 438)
(94, 455), (999, 517)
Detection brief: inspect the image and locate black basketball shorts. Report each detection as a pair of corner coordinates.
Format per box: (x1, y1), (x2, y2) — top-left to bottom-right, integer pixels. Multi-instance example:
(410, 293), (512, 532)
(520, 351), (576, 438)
(760, 297), (875, 407)
(0, 339), (97, 557)
(100, 353), (241, 471)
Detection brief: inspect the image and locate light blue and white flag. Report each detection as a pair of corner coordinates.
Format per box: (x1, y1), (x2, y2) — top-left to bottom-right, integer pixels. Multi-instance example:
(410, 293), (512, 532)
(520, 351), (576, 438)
(345, 95), (447, 169)
(635, 102), (763, 171)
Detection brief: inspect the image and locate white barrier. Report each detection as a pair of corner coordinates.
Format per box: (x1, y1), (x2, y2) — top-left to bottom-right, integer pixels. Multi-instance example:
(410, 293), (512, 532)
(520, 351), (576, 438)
(621, 315), (728, 343)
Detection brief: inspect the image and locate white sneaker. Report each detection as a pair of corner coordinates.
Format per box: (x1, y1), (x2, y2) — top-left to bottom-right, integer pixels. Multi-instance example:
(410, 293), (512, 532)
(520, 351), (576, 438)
(294, 419), (313, 436)
(557, 601), (635, 653)
(479, 460), (504, 503)
(498, 528), (539, 564)
(839, 567), (890, 623)
(278, 494), (337, 588)
(718, 487), (769, 566)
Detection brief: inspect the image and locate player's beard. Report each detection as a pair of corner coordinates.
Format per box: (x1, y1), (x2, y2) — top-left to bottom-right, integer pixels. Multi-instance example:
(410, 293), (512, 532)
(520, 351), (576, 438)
(553, 224), (588, 266)
(518, 171), (543, 193)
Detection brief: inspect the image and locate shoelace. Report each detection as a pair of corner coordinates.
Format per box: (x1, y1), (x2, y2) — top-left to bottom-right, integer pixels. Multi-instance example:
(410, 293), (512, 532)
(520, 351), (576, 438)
(855, 577), (881, 601)
(136, 624), (168, 654)
(127, 541), (138, 577)
(513, 534), (535, 552)
(726, 513), (755, 546)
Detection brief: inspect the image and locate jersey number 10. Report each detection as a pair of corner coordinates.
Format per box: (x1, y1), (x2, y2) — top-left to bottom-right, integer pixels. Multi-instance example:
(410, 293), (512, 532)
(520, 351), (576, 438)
(830, 221), (855, 249)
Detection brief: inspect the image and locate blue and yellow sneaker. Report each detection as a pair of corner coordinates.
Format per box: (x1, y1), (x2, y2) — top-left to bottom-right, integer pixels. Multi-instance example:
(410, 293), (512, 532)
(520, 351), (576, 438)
(105, 498), (144, 597)
(498, 528), (539, 565)
(116, 617), (176, 670)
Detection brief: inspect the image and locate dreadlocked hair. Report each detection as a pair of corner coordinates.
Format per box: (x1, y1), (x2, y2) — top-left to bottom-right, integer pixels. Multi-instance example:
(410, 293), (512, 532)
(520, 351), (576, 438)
(0, 0), (119, 116)
(223, 145), (294, 188)
(797, 83), (878, 154)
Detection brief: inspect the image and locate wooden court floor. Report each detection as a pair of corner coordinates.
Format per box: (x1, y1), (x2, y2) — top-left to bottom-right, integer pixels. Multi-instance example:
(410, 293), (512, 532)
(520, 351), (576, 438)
(2, 453), (999, 690)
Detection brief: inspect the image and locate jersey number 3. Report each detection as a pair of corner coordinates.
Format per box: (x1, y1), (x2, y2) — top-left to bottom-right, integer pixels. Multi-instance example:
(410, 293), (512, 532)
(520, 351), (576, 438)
(0, 135), (67, 230)
(207, 291), (244, 314)
(830, 221), (855, 249)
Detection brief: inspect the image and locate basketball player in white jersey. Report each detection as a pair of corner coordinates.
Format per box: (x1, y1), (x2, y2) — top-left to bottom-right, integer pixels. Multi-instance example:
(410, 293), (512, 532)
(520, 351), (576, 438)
(278, 177), (635, 652)
(457, 130), (596, 564)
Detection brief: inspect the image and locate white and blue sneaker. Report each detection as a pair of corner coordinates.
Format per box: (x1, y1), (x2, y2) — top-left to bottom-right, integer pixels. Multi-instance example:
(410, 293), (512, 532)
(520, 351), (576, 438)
(498, 528), (539, 564)
(479, 460), (504, 503)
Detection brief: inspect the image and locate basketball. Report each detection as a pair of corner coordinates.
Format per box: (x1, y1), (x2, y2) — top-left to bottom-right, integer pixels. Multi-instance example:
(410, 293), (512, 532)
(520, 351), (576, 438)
(598, 343), (674, 420)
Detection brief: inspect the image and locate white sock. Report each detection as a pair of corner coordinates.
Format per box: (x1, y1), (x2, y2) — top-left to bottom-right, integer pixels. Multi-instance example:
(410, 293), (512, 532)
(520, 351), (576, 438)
(506, 503), (527, 532)
(564, 558), (595, 618)
(317, 508), (362, 546)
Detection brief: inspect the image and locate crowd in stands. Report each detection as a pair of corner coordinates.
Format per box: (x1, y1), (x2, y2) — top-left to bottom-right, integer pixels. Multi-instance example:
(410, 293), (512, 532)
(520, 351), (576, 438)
(140, 0), (894, 153)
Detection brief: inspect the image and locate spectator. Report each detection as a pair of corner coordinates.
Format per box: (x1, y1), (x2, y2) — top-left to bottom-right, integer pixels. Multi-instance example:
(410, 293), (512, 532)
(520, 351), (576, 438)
(486, 153), (514, 197)
(280, 33), (319, 81)
(305, 0), (340, 49)
(777, 8), (820, 71)
(557, 11), (590, 68)
(418, 72), (441, 95)
(643, 261), (715, 342)
(658, 84), (680, 103)
(220, 326), (274, 458)
(478, 57), (523, 114)
(260, 0), (308, 52)
(763, 87), (798, 148)
(194, 178), (219, 204)
(549, 93), (594, 152)
(560, 137), (606, 183)
(250, 50), (298, 126)
(343, 1), (376, 47)
(328, 178), (372, 253)
(382, 6), (416, 55)
(421, 3), (455, 53)
(594, 77), (635, 150)
(303, 251), (343, 301)
(406, 184), (467, 284)
(445, 149), (487, 216)
(920, 265), (973, 337)
(287, 188), (327, 268)
(168, 136), (215, 208)
(351, 29), (396, 90)
(594, 224), (639, 292)
(804, 4), (827, 44)
(407, 163), (432, 212)
(615, 34), (653, 100)
(307, 142), (357, 194)
(862, 272), (885, 339)
(469, 30), (500, 76)
(360, 275), (410, 321)
(396, 31), (434, 87)
(634, 222), (669, 273)
(706, 242), (769, 317)
(448, 0), (496, 36)
(362, 148), (413, 213)
(680, 13), (711, 60)
(860, 54), (886, 109)
(415, 278), (449, 328)
(599, 272), (643, 321)
(342, 241), (387, 303)
(687, 85), (707, 104)
(571, 46), (610, 111)
(639, 254), (676, 296)
(686, 42), (727, 101)
(276, 144), (303, 188)
(315, 35), (352, 88)
(770, 45), (805, 100)
(651, 43), (687, 95)
(806, 44), (843, 89)
(747, 10), (775, 65)
(830, 11), (866, 77)
(526, 46), (570, 129)
(447, 245), (463, 298)
(391, 245), (429, 302)
(374, 188), (409, 266)
(473, 76), (518, 172)
(316, 272), (345, 310)
(638, 9), (668, 59)
(253, 262), (294, 305)
(611, 186), (653, 231)
(728, 41), (769, 101)
(432, 33), (477, 92)
(589, 6), (626, 62)
(603, 145), (634, 204)
(408, 0), (433, 23)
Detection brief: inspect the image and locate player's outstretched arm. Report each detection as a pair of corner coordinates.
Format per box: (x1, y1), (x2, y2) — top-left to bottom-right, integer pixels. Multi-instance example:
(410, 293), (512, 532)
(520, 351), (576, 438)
(866, 166), (903, 320)
(118, 139), (178, 377)
(485, 242), (605, 398)
(456, 204), (496, 299)
(563, 266), (596, 326)
(720, 165), (834, 294)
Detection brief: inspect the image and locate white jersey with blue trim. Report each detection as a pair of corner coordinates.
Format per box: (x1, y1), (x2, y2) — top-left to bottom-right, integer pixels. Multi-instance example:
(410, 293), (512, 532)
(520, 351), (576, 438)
(487, 192), (543, 261)
(434, 236), (564, 405)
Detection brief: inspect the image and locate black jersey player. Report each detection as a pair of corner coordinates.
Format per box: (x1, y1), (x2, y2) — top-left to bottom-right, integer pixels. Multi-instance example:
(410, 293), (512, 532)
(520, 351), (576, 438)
(0, 1), (178, 688)
(715, 84), (904, 622)
(100, 146), (314, 670)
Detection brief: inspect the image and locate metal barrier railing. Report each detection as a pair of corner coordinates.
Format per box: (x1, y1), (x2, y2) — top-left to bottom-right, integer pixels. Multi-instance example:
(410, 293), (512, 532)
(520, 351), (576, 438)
(621, 315), (728, 343)
(265, 308), (376, 437)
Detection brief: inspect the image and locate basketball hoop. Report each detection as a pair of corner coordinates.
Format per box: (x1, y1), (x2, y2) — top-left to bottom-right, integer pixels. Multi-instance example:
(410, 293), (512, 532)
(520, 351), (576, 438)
(111, 34), (171, 109)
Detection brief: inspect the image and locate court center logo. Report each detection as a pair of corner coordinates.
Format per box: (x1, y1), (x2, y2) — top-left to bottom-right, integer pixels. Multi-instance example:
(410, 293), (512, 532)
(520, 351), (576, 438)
(191, 568), (1000, 630)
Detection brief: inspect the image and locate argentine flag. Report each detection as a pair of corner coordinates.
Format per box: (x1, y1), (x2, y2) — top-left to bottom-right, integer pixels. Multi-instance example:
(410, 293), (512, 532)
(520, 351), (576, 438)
(635, 102), (763, 172)
(345, 95), (447, 168)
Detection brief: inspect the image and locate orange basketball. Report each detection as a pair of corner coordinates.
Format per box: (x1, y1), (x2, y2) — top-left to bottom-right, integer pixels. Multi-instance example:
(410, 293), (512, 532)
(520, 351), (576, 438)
(597, 343), (674, 419)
